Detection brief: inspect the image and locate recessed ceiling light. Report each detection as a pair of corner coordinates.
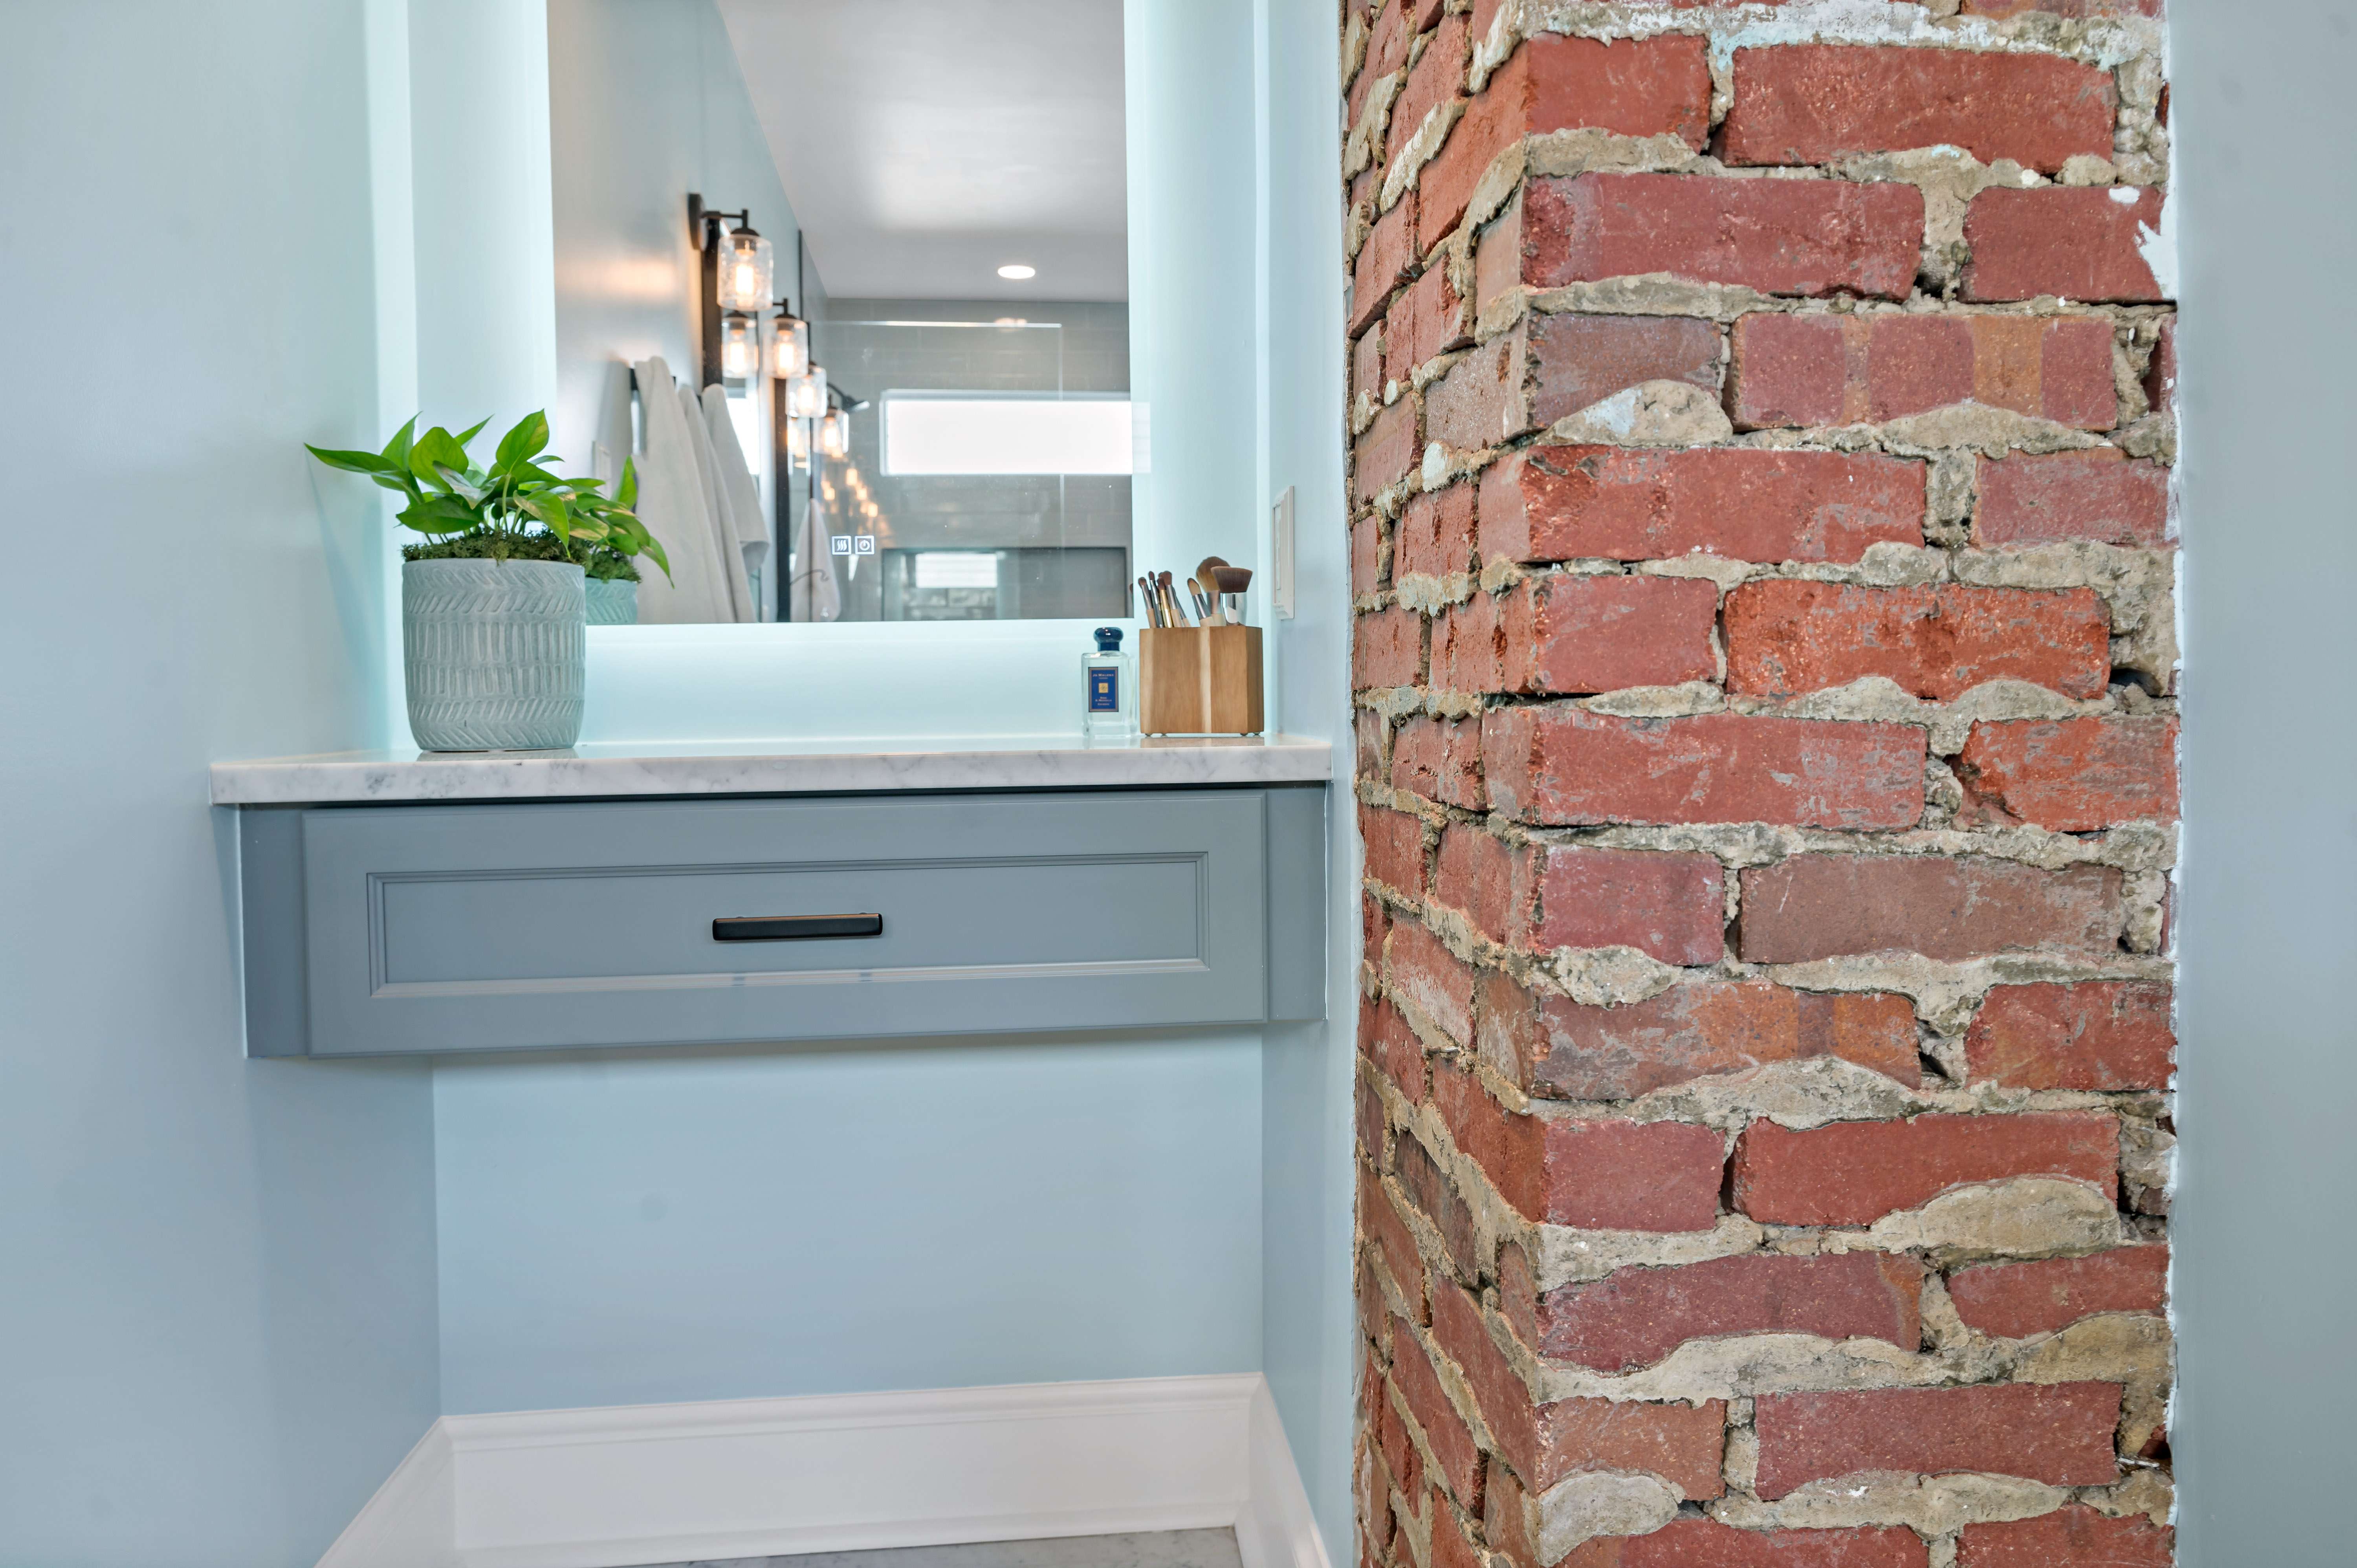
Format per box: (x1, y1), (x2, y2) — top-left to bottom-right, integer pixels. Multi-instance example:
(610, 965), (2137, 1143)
(997, 263), (1036, 280)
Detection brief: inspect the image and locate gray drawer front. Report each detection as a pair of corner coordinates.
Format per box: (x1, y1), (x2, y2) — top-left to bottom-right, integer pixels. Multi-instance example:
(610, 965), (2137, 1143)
(297, 791), (1274, 1055)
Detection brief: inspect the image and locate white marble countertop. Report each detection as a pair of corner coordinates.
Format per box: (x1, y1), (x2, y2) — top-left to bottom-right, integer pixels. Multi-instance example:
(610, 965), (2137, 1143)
(210, 733), (1333, 805)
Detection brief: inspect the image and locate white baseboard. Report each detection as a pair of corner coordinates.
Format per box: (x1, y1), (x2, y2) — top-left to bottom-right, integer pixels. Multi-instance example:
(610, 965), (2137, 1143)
(317, 1372), (1331, 1568)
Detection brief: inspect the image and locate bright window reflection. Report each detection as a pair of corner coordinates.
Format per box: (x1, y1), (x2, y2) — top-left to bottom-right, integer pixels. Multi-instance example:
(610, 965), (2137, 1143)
(883, 396), (1135, 476)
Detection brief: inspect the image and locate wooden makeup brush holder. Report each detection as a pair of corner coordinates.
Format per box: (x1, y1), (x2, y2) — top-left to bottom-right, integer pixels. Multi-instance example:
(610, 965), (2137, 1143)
(1139, 625), (1264, 735)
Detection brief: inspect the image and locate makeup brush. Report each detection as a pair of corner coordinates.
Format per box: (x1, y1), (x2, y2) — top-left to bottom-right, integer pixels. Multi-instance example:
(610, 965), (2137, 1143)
(1157, 570), (1185, 626)
(1187, 576), (1215, 625)
(1138, 574), (1159, 626)
(1211, 565), (1253, 626)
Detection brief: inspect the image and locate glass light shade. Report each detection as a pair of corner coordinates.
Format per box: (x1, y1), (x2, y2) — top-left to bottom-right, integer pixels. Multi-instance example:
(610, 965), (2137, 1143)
(785, 367), (827, 421)
(767, 315), (809, 379)
(718, 316), (759, 381)
(715, 226), (773, 312)
(820, 408), (851, 459)
(786, 416), (810, 470)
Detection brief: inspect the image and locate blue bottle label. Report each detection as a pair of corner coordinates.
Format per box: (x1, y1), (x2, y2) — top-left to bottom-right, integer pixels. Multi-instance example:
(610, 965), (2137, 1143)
(1088, 667), (1120, 713)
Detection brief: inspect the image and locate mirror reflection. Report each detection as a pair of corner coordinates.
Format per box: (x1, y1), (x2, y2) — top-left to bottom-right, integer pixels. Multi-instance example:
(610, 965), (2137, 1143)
(548, 0), (1131, 625)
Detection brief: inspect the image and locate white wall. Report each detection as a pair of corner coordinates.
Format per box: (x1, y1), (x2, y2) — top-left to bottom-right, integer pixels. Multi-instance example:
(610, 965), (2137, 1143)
(1255, 0), (1357, 1553)
(2171, 2), (2357, 1561)
(0, 5), (442, 1563)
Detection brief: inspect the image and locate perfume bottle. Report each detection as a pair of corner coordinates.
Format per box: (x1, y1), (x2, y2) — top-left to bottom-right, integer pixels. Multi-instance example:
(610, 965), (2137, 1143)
(1083, 625), (1135, 743)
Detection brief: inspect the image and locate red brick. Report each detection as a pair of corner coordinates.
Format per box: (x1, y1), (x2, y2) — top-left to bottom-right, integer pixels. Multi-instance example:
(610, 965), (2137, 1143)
(1356, 324), (1386, 406)
(1956, 718), (2179, 831)
(1754, 1384), (2121, 1499)
(1361, 996), (1430, 1103)
(1512, 981), (1921, 1100)
(1729, 312), (2118, 431)
(1475, 194), (1523, 317)
(1483, 709), (1926, 830)
(1431, 1497), (1483, 1568)
(1362, 806), (1427, 895)
(1354, 603), (1425, 688)
(1390, 920), (1477, 1044)
(1560, 1520), (1930, 1568)
(1481, 445), (1924, 566)
(1358, 1077), (1387, 1167)
(1431, 1282), (1727, 1496)
(1426, 320), (1532, 452)
(1948, 1246), (2169, 1339)
(1356, 709), (1386, 781)
(1527, 312), (1723, 425)
(1498, 574), (1720, 694)
(1352, 0), (1414, 134)
(1722, 46), (2115, 173)
(1356, 395), (1420, 502)
(1974, 450), (2171, 548)
(1434, 824), (1535, 946)
(1724, 582), (2112, 701)
(2143, 317), (2175, 417)
(1387, 261), (1471, 379)
(1391, 715), (1486, 810)
(1431, 591), (1499, 692)
(1364, 895), (1391, 975)
(1375, 1372), (1426, 1502)
(1732, 1112), (2120, 1226)
(1964, 980), (2175, 1091)
(1536, 1251), (1923, 1372)
(1397, 483), (1478, 579)
(1521, 174), (1923, 299)
(1964, 187), (2168, 304)
(1484, 1457), (1535, 1568)
(1434, 1061), (1725, 1229)
(1354, 195), (1420, 336)
(1737, 856), (2127, 964)
(1533, 846), (1725, 966)
(1363, 1175), (1428, 1315)
(1421, 35), (1715, 250)
(1391, 1330), (1484, 1504)
(1395, 1131), (1484, 1282)
(1957, 1506), (2172, 1568)
(1387, 13), (1470, 164)
(1351, 515), (1386, 597)
(1405, 0), (1444, 29)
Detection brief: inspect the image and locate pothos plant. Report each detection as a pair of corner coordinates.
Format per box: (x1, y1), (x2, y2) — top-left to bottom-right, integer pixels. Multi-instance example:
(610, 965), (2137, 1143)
(306, 411), (669, 583)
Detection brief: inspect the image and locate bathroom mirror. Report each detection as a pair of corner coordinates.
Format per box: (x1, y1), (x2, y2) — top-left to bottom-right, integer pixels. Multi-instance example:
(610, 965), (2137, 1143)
(547, 0), (1131, 626)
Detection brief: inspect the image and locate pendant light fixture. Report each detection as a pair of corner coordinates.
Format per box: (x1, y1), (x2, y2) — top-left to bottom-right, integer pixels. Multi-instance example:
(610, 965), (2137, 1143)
(767, 309), (809, 381)
(785, 366), (828, 422)
(715, 224), (773, 313)
(820, 407), (850, 460)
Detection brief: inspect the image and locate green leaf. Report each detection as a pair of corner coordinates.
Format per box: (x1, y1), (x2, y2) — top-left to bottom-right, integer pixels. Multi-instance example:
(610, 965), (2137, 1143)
(493, 411), (551, 472)
(452, 417), (491, 452)
(409, 427), (473, 491)
(638, 533), (670, 581)
(523, 494), (573, 541)
(618, 457), (638, 508)
(380, 416), (419, 467)
(396, 494), (482, 534)
(306, 444), (396, 474)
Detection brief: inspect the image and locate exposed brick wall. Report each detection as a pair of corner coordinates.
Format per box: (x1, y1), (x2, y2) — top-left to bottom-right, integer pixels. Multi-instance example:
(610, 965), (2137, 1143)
(1343, 1), (2176, 1563)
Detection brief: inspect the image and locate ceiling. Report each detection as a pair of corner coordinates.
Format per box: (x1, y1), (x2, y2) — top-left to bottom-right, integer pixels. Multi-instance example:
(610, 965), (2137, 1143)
(715, 0), (1128, 304)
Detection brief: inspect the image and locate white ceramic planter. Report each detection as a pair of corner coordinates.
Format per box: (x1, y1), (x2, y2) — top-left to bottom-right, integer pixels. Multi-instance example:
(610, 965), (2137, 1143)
(585, 576), (639, 625)
(402, 557), (586, 751)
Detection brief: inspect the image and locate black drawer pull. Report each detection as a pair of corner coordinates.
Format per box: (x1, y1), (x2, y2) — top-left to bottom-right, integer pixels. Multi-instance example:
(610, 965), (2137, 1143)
(713, 914), (885, 942)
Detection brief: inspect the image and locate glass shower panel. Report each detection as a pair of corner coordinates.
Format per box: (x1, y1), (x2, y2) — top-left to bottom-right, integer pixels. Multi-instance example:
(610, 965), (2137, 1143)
(790, 318), (1134, 623)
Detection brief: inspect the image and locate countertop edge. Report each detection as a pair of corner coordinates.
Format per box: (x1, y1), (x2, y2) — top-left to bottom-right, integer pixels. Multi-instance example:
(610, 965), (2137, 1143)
(209, 737), (1335, 806)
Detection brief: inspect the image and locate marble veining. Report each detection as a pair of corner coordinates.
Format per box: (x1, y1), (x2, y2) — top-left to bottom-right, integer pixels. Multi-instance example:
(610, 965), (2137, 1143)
(209, 734), (1331, 805)
(661, 1527), (1244, 1568)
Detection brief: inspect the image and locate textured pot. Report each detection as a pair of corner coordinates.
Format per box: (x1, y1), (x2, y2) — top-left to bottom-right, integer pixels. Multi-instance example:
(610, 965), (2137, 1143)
(585, 576), (639, 625)
(402, 557), (586, 751)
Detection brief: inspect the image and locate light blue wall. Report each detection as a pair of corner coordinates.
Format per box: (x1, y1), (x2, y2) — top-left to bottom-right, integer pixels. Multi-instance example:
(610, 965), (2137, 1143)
(2171, 2), (2357, 1561)
(434, 1037), (1263, 1412)
(1256, 0), (1357, 1555)
(0, 4), (441, 1564)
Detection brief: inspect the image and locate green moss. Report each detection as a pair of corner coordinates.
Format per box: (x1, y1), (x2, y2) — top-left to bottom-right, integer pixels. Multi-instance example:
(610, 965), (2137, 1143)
(401, 531), (573, 564)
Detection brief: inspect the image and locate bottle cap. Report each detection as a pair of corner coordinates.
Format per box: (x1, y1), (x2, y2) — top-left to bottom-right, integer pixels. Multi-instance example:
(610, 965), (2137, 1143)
(1093, 626), (1123, 652)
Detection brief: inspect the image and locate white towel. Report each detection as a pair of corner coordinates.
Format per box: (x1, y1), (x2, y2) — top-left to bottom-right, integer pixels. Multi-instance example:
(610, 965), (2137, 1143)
(679, 383), (756, 623)
(627, 357), (736, 625)
(790, 469), (841, 623)
(701, 385), (772, 600)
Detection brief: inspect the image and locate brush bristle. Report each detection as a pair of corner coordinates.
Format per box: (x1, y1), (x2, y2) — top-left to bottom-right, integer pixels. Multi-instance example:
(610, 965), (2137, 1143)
(1211, 566), (1252, 593)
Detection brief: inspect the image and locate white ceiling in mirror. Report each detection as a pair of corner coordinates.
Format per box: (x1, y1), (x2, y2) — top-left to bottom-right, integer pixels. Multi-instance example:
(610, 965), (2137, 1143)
(715, 0), (1127, 301)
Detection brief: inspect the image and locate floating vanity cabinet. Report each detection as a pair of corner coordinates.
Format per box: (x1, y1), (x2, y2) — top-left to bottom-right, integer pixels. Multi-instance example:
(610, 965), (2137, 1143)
(223, 746), (1330, 1057)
